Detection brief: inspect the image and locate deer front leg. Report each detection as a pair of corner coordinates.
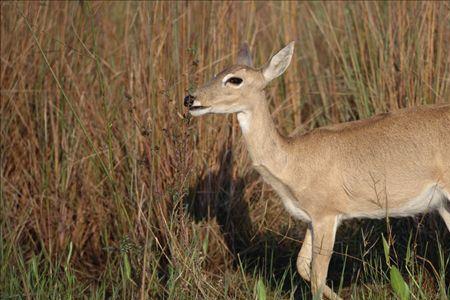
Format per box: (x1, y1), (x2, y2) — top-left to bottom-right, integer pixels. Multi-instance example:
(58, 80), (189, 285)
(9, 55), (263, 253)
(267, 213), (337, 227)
(297, 226), (312, 281)
(311, 216), (341, 300)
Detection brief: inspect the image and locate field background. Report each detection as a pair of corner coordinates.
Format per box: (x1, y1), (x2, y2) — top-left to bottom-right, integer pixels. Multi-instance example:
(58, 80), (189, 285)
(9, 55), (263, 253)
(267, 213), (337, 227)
(1, 1), (449, 299)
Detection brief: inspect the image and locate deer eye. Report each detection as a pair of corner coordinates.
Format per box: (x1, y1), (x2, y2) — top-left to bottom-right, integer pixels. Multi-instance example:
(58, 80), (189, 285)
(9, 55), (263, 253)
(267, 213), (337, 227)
(226, 77), (243, 85)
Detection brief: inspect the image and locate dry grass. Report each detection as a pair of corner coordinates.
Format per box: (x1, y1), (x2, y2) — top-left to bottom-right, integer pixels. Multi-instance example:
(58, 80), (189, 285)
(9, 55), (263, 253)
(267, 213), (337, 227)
(1, 1), (449, 299)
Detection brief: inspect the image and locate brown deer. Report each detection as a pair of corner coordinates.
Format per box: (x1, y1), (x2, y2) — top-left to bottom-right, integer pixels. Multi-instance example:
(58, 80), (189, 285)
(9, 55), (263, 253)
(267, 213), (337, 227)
(184, 42), (450, 299)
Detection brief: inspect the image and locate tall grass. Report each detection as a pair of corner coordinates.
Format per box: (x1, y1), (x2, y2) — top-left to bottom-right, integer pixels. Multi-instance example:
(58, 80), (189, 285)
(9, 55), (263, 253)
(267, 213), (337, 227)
(1, 1), (449, 299)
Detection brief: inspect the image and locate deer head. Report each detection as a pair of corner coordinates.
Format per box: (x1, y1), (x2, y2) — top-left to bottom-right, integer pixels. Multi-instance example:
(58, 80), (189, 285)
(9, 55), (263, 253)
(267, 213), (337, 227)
(184, 42), (295, 117)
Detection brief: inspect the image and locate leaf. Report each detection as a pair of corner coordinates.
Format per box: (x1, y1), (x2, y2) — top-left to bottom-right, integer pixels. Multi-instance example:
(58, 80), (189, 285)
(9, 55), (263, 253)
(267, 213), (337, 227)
(123, 253), (132, 281)
(202, 232), (209, 254)
(390, 266), (410, 300)
(65, 241), (73, 270)
(405, 235), (412, 266)
(257, 277), (267, 300)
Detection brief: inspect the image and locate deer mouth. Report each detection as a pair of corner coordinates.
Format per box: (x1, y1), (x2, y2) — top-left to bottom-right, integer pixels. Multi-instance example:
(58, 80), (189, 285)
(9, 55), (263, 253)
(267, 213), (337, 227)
(189, 105), (210, 111)
(189, 105), (211, 116)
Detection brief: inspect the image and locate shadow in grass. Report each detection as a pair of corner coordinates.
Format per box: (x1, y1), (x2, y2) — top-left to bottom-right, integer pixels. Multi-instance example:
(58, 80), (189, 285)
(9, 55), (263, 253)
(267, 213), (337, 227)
(185, 146), (450, 298)
(333, 216), (450, 296)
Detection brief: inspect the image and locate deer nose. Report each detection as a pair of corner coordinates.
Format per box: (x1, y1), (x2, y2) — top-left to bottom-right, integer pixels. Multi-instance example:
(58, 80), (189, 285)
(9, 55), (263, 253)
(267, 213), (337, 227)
(184, 94), (196, 107)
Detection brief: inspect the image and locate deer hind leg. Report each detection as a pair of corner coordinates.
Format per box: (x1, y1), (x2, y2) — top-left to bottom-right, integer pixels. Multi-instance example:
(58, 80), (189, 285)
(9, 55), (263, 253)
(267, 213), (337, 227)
(310, 216), (343, 300)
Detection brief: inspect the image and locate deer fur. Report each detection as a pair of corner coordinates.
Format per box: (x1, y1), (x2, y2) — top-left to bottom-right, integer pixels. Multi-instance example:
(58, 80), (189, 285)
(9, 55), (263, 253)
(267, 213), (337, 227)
(184, 41), (450, 299)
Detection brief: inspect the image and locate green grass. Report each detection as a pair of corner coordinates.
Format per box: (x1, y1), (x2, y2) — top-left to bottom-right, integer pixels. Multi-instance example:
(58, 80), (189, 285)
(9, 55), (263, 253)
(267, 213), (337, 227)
(1, 1), (449, 299)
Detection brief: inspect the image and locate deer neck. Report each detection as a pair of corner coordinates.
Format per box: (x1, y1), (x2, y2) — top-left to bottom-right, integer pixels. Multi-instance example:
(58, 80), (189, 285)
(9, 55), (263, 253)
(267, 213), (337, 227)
(237, 94), (290, 173)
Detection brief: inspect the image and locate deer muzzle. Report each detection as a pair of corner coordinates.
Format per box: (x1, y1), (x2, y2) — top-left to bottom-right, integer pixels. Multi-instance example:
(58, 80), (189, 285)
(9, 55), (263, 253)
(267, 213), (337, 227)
(184, 94), (196, 107)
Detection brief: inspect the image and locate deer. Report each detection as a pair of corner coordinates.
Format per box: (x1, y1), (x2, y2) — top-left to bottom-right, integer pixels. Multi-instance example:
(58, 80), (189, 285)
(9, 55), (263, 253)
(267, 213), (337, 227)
(184, 41), (450, 299)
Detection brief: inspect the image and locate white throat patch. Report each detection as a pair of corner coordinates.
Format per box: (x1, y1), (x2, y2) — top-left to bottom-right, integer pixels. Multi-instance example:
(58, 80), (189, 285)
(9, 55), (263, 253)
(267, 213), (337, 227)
(237, 112), (251, 133)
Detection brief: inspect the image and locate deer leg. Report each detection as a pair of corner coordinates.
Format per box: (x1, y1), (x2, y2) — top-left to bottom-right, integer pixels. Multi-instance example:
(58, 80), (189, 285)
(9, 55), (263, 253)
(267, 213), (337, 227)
(311, 216), (342, 300)
(297, 226), (312, 281)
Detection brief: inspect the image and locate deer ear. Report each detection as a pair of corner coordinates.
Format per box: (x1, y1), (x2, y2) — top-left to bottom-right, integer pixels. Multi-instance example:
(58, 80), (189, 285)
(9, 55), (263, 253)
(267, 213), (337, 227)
(237, 42), (253, 67)
(262, 41), (295, 82)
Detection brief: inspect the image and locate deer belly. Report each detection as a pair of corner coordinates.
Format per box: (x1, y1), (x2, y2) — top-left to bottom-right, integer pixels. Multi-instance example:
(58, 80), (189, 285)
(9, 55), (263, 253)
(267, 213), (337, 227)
(254, 165), (311, 222)
(342, 183), (446, 220)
